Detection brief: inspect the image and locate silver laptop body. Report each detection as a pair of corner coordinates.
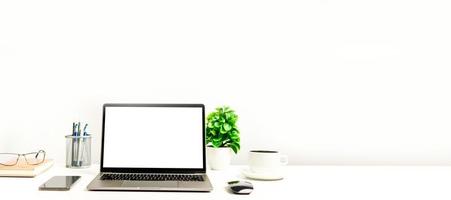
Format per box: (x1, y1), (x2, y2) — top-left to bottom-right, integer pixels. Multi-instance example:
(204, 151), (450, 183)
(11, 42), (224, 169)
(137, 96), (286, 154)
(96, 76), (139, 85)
(87, 104), (213, 192)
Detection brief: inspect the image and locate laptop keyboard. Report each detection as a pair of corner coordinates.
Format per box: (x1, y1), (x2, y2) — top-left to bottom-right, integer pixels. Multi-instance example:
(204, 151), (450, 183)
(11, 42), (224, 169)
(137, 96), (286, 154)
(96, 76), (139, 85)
(100, 173), (204, 182)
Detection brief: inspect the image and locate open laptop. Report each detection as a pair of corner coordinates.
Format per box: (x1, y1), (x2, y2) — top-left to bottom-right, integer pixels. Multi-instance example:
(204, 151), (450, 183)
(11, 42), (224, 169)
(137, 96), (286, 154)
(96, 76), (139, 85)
(87, 104), (213, 192)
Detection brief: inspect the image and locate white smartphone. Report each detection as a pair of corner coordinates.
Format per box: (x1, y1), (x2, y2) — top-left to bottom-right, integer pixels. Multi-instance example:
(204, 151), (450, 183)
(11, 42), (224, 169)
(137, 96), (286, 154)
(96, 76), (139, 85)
(39, 176), (81, 191)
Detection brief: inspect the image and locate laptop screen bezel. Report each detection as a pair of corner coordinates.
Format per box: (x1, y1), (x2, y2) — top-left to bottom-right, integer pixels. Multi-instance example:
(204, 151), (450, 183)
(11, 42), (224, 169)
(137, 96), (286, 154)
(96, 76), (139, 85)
(100, 103), (206, 173)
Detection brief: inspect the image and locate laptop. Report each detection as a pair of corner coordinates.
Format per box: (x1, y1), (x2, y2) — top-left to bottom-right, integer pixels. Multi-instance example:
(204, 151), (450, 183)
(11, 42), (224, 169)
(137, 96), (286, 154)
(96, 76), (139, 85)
(87, 103), (213, 192)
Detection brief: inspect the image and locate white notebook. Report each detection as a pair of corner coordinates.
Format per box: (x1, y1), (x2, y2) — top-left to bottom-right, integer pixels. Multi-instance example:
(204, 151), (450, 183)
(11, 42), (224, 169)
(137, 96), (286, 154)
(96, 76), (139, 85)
(0, 159), (54, 177)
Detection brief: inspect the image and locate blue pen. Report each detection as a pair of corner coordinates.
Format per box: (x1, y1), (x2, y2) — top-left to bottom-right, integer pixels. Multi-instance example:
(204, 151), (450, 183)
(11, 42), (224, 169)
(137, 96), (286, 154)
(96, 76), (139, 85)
(73, 123), (78, 136)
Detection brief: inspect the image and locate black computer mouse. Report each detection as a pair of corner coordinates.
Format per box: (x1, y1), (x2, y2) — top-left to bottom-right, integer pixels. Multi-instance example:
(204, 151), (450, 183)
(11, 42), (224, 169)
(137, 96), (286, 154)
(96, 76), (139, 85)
(227, 180), (254, 195)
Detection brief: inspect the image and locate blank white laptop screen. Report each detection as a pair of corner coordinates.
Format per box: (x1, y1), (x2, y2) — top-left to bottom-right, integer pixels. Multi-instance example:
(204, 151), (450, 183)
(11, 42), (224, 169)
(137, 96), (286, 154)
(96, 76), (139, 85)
(102, 106), (204, 169)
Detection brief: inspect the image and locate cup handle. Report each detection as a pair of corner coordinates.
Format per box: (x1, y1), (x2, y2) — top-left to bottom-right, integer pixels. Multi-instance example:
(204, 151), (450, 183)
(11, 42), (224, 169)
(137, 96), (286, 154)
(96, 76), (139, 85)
(280, 155), (288, 165)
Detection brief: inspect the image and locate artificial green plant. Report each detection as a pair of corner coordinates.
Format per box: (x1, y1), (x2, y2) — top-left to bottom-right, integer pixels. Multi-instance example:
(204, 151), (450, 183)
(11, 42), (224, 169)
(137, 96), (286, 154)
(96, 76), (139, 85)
(206, 106), (240, 154)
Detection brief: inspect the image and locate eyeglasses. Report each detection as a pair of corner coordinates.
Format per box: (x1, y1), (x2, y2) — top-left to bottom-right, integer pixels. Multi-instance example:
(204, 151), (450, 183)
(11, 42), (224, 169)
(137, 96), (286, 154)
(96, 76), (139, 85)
(0, 150), (46, 166)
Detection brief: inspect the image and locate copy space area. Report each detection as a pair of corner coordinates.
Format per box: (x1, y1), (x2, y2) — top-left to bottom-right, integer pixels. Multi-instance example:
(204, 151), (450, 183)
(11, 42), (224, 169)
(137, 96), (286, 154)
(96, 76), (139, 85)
(0, 0), (450, 165)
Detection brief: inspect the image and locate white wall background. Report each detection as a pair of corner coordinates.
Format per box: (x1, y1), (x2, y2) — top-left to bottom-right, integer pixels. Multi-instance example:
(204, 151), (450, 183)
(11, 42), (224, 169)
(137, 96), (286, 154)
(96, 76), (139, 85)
(1, 0), (450, 165)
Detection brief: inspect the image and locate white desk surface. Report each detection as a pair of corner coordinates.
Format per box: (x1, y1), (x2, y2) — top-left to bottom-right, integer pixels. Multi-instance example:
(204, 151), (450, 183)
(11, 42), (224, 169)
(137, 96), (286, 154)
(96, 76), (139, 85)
(1, 164), (451, 200)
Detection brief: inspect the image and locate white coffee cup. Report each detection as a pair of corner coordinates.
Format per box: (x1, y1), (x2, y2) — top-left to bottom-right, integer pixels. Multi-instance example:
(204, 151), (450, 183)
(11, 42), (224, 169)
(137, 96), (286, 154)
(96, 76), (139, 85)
(248, 150), (288, 174)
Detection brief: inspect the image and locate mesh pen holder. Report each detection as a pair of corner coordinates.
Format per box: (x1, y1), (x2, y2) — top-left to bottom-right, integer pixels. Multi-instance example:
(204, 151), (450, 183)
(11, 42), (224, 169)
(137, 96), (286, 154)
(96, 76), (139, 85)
(65, 135), (91, 168)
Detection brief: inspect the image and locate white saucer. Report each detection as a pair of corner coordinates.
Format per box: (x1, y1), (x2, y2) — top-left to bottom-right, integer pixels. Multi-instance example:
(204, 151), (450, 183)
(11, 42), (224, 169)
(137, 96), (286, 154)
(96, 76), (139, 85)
(241, 168), (284, 181)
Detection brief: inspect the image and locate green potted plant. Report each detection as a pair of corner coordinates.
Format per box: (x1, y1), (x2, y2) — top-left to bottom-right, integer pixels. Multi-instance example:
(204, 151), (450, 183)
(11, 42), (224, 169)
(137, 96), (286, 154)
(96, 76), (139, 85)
(206, 106), (240, 170)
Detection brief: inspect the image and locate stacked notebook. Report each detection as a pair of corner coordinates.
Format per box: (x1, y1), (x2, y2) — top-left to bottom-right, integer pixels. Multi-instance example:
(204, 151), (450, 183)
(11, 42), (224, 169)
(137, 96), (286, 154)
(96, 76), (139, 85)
(0, 159), (54, 177)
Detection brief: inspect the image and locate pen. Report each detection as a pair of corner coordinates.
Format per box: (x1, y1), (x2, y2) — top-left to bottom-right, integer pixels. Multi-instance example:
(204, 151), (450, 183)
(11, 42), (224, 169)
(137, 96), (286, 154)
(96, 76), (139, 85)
(72, 123), (78, 166)
(77, 122), (81, 136)
(79, 123), (89, 167)
(83, 124), (88, 136)
(72, 123), (76, 136)
(77, 122), (82, 166)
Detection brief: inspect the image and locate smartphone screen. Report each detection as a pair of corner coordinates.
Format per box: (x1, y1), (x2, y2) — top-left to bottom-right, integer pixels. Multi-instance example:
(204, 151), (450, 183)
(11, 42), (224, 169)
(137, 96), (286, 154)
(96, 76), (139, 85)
(39, 176), (81, 191)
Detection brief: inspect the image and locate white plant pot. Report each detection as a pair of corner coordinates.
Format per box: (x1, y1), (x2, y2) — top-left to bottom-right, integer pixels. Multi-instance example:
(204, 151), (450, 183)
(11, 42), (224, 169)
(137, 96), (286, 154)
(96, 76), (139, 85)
(207, 146), (232, 170)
